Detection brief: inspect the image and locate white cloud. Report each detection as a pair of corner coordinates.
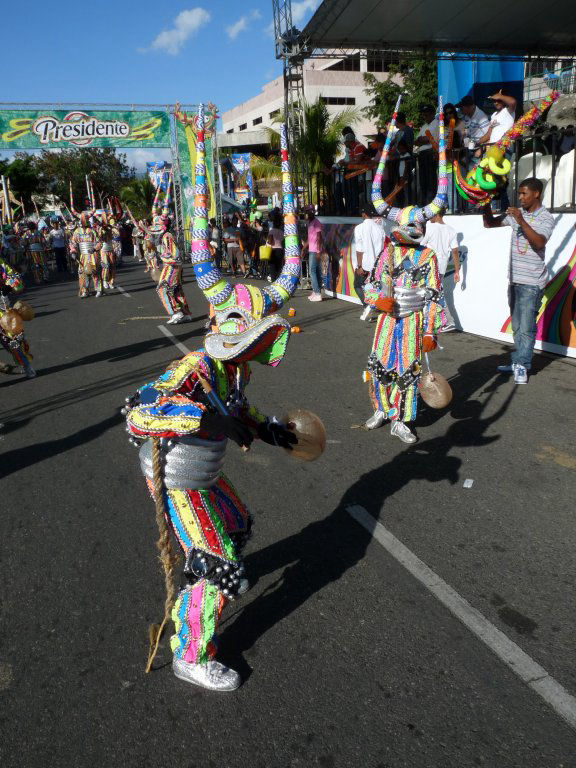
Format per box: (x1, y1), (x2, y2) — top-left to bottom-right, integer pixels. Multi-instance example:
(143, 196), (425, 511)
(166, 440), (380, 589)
(226, 9), (261, 40)
(291, 0), (320, 26)
(264, 0), (319, 37)
(125, 148), (172, 175)
(142, 8), (211, 56)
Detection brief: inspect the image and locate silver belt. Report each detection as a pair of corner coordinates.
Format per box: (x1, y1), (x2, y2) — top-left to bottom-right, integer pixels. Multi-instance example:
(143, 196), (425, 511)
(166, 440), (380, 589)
(392, 286), (426, 318)
(139, 435), (227, 490)
(79, 243), (95, 255)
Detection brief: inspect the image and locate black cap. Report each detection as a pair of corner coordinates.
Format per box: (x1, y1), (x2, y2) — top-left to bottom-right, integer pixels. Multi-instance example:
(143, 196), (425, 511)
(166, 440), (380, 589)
(456, 95), (475, 108)
(420, 104), (435, 113)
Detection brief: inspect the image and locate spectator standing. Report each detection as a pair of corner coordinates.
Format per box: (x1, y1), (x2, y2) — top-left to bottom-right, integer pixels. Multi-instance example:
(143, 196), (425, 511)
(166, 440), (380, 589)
(481, 90), (516, 145)
(483, 178), (554, 384)
(132, 222), (144, 262)
(414, 105), (439, 204)
(223, 214), (242, 275)
(354, 204), (385, 321)
(337, 130), (369, 214)
(420, 208), (460, 331)
(267, 211), (284, 281)
(394, 111), (414, 152)
(48, 219), (68, 273)
(301, 208), (324, 302)
(456, 95), (490, 162)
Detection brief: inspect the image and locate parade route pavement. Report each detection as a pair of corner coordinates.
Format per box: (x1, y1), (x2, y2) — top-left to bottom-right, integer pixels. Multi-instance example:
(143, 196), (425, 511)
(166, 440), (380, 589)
(2, 262), (576, 768)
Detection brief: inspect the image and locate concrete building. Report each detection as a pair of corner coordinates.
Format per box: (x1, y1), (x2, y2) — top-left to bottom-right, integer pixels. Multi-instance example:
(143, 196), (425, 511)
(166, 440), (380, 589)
(221, 52), (402, 149)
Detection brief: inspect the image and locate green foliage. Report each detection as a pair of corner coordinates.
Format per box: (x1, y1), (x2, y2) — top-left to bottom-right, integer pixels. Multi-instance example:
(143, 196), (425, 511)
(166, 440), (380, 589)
(363, 56), (438, 127)
(119, 177), (157, 220)
(34, 147), (134, 208)
(0, 148), (135, 211)
(0, 155), (40, 208)
(251, 98), (362, 182)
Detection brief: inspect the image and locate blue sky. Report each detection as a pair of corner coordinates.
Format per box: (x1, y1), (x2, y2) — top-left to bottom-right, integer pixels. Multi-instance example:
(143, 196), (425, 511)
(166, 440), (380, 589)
(2, 0), (320, 111)
(1, 0), (320, 170)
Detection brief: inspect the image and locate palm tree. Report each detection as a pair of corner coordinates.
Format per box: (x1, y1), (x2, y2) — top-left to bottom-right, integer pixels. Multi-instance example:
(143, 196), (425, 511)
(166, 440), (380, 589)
(250, 99), (361, 189)
(119, 177), (157, 219)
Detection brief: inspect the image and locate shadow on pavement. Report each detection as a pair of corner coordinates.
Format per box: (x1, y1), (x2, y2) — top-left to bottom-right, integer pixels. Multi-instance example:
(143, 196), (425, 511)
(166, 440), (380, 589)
(0, 413), (122, 480)
(219, 380), (516, 680)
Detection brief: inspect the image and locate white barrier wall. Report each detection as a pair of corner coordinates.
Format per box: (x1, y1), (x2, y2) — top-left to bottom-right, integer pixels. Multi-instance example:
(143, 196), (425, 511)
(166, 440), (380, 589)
(321, 213), (576, 359)
(444, 213), (576, 358)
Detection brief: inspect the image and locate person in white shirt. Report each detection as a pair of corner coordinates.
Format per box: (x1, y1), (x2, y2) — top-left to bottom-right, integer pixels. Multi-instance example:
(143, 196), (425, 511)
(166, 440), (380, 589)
(354, 204), (385, 319)
(420, 208), (461, 331)
(456, 95), (491, 168)
(480, 90), (516, 145)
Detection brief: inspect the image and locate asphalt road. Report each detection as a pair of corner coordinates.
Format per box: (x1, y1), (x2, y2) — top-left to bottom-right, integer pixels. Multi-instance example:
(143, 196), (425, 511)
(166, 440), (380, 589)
(2, 261), (576, 768)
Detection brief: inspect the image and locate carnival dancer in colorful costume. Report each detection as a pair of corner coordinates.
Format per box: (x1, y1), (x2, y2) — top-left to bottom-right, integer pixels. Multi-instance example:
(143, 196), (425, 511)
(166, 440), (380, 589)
(70, 214), (103, 298)
(152, 177), (192, 324)
(98, 214), (118, 291)
(123, 105), (300, 691)
(0, 258), (36, 377)
(363, 97), (444, 444)
(23, 222), (49, 284)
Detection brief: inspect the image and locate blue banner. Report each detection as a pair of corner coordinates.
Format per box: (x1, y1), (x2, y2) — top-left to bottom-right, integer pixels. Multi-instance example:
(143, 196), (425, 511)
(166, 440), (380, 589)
(438, 56), (524, 114)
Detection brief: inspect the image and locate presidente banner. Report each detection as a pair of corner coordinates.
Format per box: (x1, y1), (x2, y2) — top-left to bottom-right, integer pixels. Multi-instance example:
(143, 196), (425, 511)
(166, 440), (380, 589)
(0, 110), (171, 149)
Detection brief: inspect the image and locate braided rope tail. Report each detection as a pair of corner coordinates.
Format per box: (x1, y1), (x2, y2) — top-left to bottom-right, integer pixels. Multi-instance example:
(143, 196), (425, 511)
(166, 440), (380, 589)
(145, 437), (179, 673)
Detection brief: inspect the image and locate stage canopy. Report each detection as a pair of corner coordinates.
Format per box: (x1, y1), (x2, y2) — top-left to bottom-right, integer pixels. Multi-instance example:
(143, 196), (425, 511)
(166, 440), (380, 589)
(302, 0), (576, 57)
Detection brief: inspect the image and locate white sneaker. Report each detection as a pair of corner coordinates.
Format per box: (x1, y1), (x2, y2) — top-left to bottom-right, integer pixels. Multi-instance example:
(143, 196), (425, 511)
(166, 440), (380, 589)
(439, 323), (455, 333)
(391, 420), (417, 443)
(172, 658), (241, 691)
(80, 291), (88, 298)
(102, 281), (109, 290)
(364, 411), (386, 429)
(308, 293), (322, 302)
(95, 291), (102, 298)
(167, 311), (185, 325)
(513, 364), (528, 384)
(360, 305), (373, 321)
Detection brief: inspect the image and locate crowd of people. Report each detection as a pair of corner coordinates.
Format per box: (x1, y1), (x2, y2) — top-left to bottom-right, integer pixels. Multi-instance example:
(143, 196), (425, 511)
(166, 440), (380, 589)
(319, 87), (571, 216)
(0, 100), (561, 695)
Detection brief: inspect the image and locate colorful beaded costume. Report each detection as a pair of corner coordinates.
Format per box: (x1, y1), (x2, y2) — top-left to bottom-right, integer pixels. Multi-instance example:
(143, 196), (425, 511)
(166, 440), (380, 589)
(366, 96), (445, 427)
(0, 258), (35, 376)
(124, 105), (300, 684)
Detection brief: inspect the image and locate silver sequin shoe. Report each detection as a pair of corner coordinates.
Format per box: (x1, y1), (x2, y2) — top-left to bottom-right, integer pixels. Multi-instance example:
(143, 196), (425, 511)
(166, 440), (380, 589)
(172, 658), (241, 691)
(364, 410), (386, 430)
(390, 420), (417, 444)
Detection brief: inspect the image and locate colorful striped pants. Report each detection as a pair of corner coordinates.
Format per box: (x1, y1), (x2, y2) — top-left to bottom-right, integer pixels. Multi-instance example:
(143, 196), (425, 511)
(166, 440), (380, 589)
(147, 474), (251, 665)
(0, 330), (33, 371)
(369, 310), (423, 423)
(100, 249), (116, 286)
(157, 265), (191, 317)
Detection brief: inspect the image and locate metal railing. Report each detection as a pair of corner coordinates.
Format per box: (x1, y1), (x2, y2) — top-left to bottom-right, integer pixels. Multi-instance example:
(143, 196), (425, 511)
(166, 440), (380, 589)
(524, 64), (576, 102)
(302, 132), (576, 216)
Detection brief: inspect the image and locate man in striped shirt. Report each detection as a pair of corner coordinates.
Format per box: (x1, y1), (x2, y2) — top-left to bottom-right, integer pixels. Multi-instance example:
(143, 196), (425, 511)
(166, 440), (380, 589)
(483, 178), (555, 384)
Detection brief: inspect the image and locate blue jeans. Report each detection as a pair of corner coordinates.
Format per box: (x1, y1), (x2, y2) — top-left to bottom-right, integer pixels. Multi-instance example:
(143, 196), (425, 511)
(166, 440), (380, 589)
(309, 252), (322, 294)
(509, 283), (543, 369)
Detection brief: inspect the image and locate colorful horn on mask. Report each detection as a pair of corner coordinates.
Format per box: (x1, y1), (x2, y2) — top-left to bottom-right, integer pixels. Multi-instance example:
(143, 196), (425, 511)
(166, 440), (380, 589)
(151, 176), (162, 218)
(162, 171), (173, 217)
(371, 95), (402, 215)
(263, 123), (301, 310)
(372, 97), (447, 224)
(190, 104), (234, 306)
(190, 106), (300, 314)
(69, 181), (80, 219)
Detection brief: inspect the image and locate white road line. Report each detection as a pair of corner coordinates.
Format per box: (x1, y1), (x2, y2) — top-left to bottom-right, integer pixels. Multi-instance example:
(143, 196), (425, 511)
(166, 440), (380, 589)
(347, 504), (576, 732)
(158, 324), (192, 356)
(116, 286), (131, 298)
